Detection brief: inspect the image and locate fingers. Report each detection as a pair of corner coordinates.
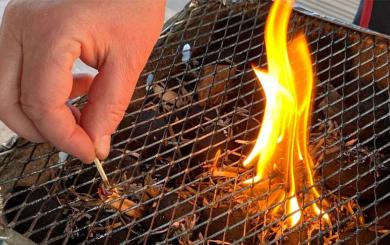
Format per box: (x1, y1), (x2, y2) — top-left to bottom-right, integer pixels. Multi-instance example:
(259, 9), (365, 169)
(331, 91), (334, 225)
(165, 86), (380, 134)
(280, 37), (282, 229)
(70, 73), (94, 99)
(67, 74), (93, 128)
(0, 29), (44, 142)
(80, 56), (136, 160)
(20, 39), (95, 163)
(0, 0), (165, 164)
(67, 104), (81, 123)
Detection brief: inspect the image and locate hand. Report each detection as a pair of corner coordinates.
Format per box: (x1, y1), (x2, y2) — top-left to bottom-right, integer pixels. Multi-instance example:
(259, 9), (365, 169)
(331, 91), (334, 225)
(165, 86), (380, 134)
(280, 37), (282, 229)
(0, 0), (165, 163)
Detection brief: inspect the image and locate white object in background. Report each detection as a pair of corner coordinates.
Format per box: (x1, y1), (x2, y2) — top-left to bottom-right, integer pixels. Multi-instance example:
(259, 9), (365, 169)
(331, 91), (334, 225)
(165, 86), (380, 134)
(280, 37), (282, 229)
(58, 152), (69, 163)
(166, 0), (190, 20)
(296, 0), (359, 23)
(0, 0), (10, 23)
(0, 121), (15, 145)
(182, 43), (192, 63)
(146, 73), (154, 91)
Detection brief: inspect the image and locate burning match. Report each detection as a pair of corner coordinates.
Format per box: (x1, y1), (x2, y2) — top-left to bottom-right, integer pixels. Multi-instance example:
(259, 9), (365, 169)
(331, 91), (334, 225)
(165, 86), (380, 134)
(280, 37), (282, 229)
(93, 158), (111, 188)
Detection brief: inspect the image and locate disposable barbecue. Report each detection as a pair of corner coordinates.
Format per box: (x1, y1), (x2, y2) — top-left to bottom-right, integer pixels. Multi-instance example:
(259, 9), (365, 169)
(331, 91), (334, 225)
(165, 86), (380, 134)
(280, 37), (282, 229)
(1, 0), (390, 244)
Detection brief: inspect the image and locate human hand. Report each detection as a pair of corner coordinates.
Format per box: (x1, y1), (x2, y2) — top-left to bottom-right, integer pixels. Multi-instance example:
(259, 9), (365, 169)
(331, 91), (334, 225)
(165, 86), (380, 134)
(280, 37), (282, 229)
(0, 0), (165, 163)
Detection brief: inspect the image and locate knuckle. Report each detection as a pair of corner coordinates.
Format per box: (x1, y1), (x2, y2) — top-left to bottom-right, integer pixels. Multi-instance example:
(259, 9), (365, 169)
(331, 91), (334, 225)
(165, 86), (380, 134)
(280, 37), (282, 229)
(104, 103), (128, 132)
(48, 19), (77, 40)
(46, 38), (81, 72)
(20, 96), (51, 121)
(87, 95), (129, 134)
(3, 1), (21, 19)
(2, 1), (24, 34)
(108, 100), (127, 117)
(114, 92), (132, 112)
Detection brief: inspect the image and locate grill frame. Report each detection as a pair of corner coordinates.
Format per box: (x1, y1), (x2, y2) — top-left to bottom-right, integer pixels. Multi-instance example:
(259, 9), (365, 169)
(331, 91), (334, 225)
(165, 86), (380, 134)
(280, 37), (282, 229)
(1, 1), (390, 244)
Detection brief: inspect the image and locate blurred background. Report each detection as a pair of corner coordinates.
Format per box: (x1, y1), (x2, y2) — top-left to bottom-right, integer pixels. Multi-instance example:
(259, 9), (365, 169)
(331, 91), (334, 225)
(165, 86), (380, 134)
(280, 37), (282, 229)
(0, 0), (360, 144)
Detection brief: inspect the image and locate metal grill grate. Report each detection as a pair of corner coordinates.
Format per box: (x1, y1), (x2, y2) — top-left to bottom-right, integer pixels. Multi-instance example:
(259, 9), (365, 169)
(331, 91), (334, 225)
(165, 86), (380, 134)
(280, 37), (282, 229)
(1, 1), (390, 244)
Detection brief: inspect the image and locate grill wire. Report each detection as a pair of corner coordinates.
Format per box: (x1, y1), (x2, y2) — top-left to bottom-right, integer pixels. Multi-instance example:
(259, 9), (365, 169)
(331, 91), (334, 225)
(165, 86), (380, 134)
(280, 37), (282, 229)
(1, 1), (390, 244)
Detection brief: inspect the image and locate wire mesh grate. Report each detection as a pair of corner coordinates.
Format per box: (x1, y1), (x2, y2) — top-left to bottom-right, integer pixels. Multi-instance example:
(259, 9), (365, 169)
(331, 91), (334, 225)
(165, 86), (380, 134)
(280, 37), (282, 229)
(1, 1), (390, 244)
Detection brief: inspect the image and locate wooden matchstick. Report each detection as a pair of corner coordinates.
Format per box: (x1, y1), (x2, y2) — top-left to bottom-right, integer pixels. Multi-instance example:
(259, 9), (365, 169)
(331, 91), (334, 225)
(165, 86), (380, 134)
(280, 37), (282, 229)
(93, 158), (110, 187)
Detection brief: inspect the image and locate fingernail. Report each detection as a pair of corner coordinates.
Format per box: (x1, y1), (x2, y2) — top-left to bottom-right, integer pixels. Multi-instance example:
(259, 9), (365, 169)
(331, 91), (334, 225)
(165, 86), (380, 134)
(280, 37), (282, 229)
(95, 135), (111, 160)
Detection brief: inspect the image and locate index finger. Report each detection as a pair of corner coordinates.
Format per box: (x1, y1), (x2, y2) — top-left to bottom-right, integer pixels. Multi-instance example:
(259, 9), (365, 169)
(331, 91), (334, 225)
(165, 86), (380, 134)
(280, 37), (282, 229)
(20, 39), (95, 163)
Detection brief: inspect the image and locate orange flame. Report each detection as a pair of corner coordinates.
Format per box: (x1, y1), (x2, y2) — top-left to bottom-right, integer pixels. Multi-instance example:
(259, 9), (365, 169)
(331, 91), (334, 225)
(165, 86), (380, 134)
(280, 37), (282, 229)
(242, 0), (329, 228)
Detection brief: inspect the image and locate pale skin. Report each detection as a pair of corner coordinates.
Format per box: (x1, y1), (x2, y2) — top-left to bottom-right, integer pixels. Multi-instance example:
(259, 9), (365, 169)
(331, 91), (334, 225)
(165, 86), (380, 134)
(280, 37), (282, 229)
(0, 0), (166, 163)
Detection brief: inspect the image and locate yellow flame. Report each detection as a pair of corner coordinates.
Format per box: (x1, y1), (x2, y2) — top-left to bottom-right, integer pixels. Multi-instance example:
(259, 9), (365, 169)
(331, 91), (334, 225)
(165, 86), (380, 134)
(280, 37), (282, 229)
(241, 0), (329, 228)
(213, 149), (221, 169)
(287, 195), (301, 227)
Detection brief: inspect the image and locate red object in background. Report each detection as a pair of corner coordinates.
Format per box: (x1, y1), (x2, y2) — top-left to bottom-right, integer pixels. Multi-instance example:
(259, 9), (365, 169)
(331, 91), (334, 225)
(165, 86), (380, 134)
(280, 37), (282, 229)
(359, 0), (374, 28)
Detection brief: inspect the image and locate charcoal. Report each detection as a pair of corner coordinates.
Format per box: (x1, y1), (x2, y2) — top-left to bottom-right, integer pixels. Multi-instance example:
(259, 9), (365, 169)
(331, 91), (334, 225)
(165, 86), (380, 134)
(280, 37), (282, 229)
(364, 198), (390, 229)
(237, 70), (263, 99)
(229, 71), (265, 124)
(192, 126), (232, 164)
(5, 174), (143, 244)
(343, 93), (389, 146)
(151, 192), (194, 229)
(232, 112), (260, 141)
(0, 142), (58, 195)
(68, 205), (145, 244)
(189, 124), (240, 184)
(313, 35), (347, 92)
(125, 79), (147, 113)
(143, 192), (195, 243)
(222, 76), (263, 146)
(111, 116), (134, 145)
(196, 64), (236, 107)
(171, 105), (218, 140)
(206, 8), (265, 69)
(350, 37), (389, 93)
(202, 46), (235, 65)
(104, 149), (143, 184)
(4, 187), (66, 245)
(314, 34), (390, 148)
(186, 125), (235, 185)
(66, 150), (139, 194)
(282, 230), (315, 245)
(112, 108), (167, 158)
(152, 82), (180, 107)
(143, 1), (231, 89)
(340, 229), (390, 245)
(150, 159), (189, 187)
(321, 148), (390, 200)
(231, 113), (261, 160)
(84, 210), (145, 244)
(194, 207), (252, 244)
(94, 229), (132, 244)
(283, 228), (387, 245)
(319, 83), (390, 148)
(318, 87), (343, 119)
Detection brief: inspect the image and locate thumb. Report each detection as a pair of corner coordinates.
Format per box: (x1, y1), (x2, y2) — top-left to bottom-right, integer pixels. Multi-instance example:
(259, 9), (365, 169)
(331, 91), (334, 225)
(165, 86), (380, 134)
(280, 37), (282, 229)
(80, 57), (138, 160)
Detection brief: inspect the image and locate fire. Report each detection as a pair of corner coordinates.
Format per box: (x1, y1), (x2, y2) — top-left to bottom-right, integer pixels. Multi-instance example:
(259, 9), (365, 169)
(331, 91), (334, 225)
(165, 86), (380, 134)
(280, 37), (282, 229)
(242, 0), (329, 228)
(287, 196), (301, 227)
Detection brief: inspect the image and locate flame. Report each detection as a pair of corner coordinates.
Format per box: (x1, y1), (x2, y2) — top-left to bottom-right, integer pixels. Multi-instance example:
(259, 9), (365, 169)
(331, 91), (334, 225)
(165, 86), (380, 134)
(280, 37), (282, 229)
(287, 195), (301, 227)
(242, 0), (329, 228)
